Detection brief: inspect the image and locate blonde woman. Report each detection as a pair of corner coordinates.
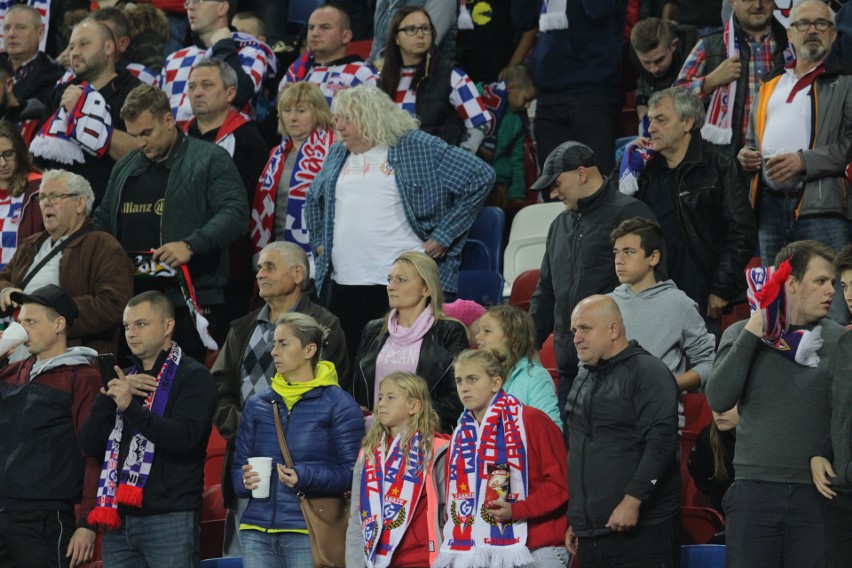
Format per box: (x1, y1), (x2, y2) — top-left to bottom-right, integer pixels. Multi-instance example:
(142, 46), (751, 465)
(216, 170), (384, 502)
(346, 371), (449, 567)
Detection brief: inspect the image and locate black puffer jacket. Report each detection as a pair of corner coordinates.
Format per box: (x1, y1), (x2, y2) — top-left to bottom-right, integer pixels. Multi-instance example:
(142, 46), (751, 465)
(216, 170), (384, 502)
(355, 317), (468, 433)
(637, 135), (757, 302)
(566, 341), (680, 537)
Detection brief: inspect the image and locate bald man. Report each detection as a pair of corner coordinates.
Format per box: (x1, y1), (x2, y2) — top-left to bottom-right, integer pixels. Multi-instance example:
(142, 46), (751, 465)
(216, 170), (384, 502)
(564, 295), (681, 566)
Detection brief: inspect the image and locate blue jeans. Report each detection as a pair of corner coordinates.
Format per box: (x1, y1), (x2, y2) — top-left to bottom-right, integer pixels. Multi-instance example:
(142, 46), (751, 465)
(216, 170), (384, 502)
(240, 530), (312, 568)
(102, 511), (200, 568)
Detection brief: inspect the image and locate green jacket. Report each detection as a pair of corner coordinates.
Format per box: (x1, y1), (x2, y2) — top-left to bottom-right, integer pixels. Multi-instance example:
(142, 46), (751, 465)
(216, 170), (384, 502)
(93, 129), (248, 302)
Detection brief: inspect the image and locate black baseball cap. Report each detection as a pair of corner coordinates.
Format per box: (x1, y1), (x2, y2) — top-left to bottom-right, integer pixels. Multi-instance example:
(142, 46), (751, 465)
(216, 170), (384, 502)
(11, 284), (78, 326)
(530, 141), (597, 191)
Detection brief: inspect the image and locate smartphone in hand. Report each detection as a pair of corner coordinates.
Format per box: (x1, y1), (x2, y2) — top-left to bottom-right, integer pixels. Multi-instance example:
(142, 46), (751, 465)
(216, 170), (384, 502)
(96, 353), (117, 390)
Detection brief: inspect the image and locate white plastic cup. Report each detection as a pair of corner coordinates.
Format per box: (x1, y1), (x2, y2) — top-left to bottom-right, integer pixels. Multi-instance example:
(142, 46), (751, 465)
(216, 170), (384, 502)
(247, 457), (273, 499)
(0, 322), (28, 355)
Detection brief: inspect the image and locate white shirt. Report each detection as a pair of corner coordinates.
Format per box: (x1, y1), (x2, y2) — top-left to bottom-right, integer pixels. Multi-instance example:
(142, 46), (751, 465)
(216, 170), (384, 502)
(761, 66), (812, 191)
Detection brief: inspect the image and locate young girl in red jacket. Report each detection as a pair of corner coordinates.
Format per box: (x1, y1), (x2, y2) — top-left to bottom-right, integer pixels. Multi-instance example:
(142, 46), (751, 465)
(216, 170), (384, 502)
(346, 371), (450, 568)
(434, 348), (570, 568)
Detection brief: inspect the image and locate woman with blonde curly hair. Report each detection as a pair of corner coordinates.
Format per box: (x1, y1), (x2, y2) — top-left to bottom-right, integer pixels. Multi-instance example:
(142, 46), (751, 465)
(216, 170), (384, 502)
(346, 371), (450, 567)
(305, 85), (494, 371)
(355, 251), (468, 433)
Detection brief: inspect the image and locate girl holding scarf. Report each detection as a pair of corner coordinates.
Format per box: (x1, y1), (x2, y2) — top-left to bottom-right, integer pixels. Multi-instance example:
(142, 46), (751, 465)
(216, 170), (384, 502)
(346, 371), (450, 567)
(234, 313), (364, 567)
(250, 82), (335, 269)
(355, 251), (469, 434)
(436, 349), (569, 568)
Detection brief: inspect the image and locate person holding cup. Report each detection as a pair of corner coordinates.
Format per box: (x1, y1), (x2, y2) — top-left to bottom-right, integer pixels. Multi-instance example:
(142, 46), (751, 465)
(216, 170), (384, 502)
(232, 312), (364, 567)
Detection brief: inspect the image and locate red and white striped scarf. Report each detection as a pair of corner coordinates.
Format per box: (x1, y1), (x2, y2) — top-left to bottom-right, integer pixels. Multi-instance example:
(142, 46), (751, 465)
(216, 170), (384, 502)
(702, 15), (738, 145)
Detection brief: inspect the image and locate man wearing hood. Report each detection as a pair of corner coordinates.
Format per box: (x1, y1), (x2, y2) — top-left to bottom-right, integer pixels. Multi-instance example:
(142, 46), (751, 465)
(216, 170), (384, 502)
(0, 284), (101, 568)
(563, 295), (681, 565)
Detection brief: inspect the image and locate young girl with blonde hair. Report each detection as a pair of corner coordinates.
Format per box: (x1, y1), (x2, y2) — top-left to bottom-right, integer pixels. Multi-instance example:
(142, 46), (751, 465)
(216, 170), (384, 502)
(346, 371), (450, 567)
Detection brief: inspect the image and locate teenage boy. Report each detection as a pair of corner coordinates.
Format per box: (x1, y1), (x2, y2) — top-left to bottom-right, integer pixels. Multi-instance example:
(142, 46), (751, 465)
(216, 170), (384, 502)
(608, 217), (717, 394)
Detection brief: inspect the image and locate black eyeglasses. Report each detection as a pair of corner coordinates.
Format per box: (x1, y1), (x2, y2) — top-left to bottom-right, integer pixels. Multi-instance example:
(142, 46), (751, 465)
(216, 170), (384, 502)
(36, 192), (80, 204)
(0, 150), (15, 161)
(790, 18), (834, 32)
(397, 25), (431, 37)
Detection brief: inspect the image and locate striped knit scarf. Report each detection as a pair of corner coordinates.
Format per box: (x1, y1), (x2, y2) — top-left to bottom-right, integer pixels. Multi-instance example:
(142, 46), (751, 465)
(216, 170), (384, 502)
(702, 15), (738, 145)
(88, 342), (182, 529)
(538, 0), (568, 32)
(746, 260), (823, 367)
(618, 142), (656, 196)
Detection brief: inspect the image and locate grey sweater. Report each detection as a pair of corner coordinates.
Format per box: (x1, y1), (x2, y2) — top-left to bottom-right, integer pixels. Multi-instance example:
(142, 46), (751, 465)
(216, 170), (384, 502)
(706, 319), (847, 485)
(609, 280), (716, 386)
(815, 330), (852, 491)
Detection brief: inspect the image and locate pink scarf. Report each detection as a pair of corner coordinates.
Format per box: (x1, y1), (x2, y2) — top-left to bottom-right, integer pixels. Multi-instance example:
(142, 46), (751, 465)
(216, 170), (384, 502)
(374, 305), (435, 407)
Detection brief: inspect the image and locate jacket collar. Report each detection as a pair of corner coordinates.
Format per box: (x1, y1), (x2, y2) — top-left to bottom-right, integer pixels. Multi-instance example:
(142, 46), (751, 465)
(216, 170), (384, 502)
(576, 180), (613, 213)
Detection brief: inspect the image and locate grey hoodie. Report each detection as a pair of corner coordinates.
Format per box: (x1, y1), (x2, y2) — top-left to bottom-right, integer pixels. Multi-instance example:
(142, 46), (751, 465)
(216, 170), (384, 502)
(30, 346), (98, 380)
(609, 280), (716, 386)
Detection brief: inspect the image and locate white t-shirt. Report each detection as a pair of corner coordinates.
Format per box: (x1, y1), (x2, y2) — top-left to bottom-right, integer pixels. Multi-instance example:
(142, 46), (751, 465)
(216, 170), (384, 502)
(331, 145), (424, 285)
(761, 67), (812, 192)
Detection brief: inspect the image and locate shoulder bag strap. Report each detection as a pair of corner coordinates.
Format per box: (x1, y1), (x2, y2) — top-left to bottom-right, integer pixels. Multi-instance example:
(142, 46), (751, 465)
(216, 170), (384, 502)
(20, 224), (96, 290)
(271, 400), (296, 469)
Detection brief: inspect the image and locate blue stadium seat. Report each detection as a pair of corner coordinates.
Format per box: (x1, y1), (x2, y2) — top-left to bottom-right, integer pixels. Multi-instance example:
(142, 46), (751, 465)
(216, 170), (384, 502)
(200, 558), (243, 567)
(467, 206), (505, 272)
(681, 545), (725, 568)
(457, 270), (504, 307)
(461, 239), (491, 270)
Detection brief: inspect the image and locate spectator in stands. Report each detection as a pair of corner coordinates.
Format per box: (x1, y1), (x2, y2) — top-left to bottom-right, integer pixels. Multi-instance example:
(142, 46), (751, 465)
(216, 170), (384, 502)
(379, 6), (491, 153)
(81, 291), (218, 567)
(564, 295), (681, 564)
(0, 169), (134, 359)
(346, 371), (448, 568)
(662, 0), (723, 35)
(675, 0), (788, 151)
(305, 85), (493, 367)
(706, 240), (846, 567)
(456, 0), (538, 85)
(93, 85), (248, 359)
(835, 243), (852, 326)
(4, 5), (63, 105)
(628, 87), (757, 320)
(630, 17), (697, 127)
(688, 406), (738, 514)
(123, 3), (169, 72)
(440, 348), (569, 567)
(368, 0), (458, 64)
(161, 0), (276, 124)
(474, 304), (561, 427)
(477, 63), (537, 206)
(608, 217), (716, 434)
(0, 53), (43, 143)
(212, 241), (348, 555)
(250, 81), (334, 269)
(0, 285), (101, 568)
(279, 4), (378, 107)
(32, 19), (141, 206)
(528, 1), (627, 176)
(0, 120), (43, 270)
(529, 142), (655, 421)
(355, 251), (468, 433)
(737, 0), (852, 266)
(234, 312), (363, 566)
(232, 11), (266, 43)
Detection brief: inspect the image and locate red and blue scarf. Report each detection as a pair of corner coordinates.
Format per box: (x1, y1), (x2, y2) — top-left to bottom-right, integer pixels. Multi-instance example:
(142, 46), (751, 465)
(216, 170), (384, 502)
(88, 342), (182, 529)
(436, 390), (532, 568)
(359, 430), (428, 567)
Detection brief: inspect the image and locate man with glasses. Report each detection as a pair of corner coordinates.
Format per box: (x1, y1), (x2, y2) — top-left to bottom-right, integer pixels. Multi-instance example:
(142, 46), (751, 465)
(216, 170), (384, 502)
(278, 4), (378, 106)
(675, 0), (789, 153)
(161, 0), (275, 125)
(0, 169), (134, 360)
(737, 0), (852, 299)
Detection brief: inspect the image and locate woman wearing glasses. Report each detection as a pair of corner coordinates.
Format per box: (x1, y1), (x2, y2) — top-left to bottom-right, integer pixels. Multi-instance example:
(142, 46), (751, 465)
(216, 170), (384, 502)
(0, 121), (43, 270)
(379, 6), (491, 153)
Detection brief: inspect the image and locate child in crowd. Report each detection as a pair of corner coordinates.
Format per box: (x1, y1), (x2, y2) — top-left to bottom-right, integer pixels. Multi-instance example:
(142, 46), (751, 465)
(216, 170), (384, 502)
(834, 244), (852, 327)
(443, 298), (486, 347)
(608, 217), (716, 428)
(689, 406), (738, 516)
(474, 305), (561, 428)
(346, 372), (450, 568)
(435, 349), (569, 568)
(477, 64), (537, 206)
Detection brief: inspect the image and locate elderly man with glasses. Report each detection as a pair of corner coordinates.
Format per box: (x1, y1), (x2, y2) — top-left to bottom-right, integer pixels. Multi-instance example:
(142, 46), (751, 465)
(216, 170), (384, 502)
(0, 169), (134, 360)
(160, 0), (276, 125)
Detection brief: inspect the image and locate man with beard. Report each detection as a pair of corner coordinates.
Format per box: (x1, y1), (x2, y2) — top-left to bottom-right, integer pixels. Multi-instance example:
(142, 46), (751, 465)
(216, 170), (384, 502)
(33, 19), (139, 207)
(737, 0), (852, 267)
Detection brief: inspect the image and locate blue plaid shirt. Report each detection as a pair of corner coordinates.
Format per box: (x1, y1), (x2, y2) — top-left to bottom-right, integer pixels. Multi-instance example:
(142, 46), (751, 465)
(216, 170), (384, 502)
(305, 129), (495, 294)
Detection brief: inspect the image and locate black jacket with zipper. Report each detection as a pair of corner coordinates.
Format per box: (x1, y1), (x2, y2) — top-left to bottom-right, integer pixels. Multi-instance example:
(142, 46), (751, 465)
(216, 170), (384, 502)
(355, 317), (468, 433)
(565, 341), (680, 537)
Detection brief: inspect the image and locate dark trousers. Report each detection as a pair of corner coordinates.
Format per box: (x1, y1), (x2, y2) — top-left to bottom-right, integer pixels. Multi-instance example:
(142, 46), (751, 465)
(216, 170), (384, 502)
(577, 515), (680, 568)
(723, 479), (826, 568)
(0, 510), (75, 568)
(326, 281), (388, 377)
(825, 490), (852, 568)
(534, 90), (622, 185)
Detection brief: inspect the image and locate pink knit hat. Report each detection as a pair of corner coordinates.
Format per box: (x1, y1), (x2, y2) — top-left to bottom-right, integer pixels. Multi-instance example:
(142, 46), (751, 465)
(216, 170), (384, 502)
(443, 299), (486, 327)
